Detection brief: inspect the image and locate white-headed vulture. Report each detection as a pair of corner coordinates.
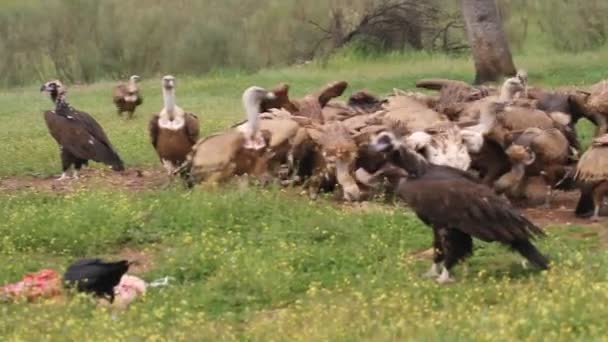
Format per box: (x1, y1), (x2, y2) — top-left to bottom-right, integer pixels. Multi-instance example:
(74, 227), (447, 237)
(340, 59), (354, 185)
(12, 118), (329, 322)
(113, 75), (143, 119)
(41, 80), (125, 180)
(149, 75), (199, 175)
(369, 131), (549, 283)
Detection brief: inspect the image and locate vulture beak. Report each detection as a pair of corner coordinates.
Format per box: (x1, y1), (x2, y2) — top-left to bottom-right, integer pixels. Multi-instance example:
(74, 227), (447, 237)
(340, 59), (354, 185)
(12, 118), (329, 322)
(265, 91), (277, 101)
(40, 84), (48, 92)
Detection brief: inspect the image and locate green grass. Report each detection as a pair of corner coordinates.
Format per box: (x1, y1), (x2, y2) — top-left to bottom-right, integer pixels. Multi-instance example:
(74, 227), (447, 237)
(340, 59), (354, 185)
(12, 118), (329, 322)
(1, 50), (608, 340)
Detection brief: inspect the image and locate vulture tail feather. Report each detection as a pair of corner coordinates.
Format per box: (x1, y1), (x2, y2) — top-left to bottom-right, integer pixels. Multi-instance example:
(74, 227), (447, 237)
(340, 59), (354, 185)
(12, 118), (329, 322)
(510, 239), (549, 270)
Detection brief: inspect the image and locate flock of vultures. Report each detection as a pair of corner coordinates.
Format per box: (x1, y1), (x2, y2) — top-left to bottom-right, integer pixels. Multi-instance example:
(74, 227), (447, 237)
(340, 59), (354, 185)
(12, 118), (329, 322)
(38, 70), (608, 284)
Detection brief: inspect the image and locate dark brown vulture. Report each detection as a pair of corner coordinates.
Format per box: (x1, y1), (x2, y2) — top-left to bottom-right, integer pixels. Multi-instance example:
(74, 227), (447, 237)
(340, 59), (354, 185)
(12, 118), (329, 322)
(149, 75), (199, 174)
(113, 75), (143, 119)
(41, 80), (125, 180)
(63, 258), (130, 302)
(368, 131), (549, 283)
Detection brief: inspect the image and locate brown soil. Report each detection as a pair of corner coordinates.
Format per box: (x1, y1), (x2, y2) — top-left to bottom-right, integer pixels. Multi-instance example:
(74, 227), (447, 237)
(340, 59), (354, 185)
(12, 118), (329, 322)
(1, 168), (605, 233)
(117, 247), (156, 275)
(0, 168), (169, 194)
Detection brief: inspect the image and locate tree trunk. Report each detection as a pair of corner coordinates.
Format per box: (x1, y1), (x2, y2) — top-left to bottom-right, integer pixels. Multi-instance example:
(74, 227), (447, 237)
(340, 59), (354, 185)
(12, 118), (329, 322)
(462, 0), (516, 84)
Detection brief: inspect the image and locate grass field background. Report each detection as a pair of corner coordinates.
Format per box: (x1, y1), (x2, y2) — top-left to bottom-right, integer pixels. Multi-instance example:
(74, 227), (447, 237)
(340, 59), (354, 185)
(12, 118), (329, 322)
(1, 50), (608, 340)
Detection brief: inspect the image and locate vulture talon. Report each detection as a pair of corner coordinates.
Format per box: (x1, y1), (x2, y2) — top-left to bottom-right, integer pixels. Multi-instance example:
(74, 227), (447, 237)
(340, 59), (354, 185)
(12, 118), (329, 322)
(423, 263), (442, 278)
(57, 173), (70, 181)
(436, 269), (455, 284)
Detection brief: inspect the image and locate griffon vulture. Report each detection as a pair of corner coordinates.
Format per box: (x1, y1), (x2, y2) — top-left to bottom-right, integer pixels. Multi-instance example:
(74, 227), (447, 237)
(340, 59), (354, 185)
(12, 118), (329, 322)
(149, 75), (200, 174)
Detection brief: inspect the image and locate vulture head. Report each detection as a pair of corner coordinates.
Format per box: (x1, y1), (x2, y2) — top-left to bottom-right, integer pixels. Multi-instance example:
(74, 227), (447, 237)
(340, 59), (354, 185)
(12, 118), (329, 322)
(122, 75), (141, 102)
(260, 83), (295, 113)
(162, 75), (176, 91)
(40, 80), (66, 103)
(516, 70), (528, 87)
(500, 77), (525, 101)
(370, 131), (403, 154)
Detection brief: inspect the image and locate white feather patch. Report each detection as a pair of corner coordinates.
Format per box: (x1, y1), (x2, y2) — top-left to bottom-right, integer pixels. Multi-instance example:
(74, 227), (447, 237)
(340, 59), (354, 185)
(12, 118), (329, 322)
(158, 116), (186, 130)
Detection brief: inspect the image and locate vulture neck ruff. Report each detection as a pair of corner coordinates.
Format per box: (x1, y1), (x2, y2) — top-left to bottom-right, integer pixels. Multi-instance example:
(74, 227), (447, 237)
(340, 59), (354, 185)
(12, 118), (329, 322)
(53, 94), (74, 119)
(475, 105), (499, 135)
(159, 88), (185, 130)
(499, 80), (520, 102)
(124, 80), (139, 102)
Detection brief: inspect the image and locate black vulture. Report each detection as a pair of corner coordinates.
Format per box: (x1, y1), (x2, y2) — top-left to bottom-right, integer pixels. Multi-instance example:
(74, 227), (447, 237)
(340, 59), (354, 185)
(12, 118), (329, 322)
(63, 258), (130, 302)
(41, 80), (125, 180)
(369, 131), (549, 283)
(149, 75), (199, 175)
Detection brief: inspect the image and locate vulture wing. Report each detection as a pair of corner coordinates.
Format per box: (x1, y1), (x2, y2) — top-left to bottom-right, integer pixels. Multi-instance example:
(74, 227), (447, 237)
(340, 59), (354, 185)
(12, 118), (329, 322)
(44, 110), (124, 170)
(184, 113), (200, 145)
(112, 83), (127, 103)
(63, 258), (129, 296)
(149, 114), (160, 148)
(400, 177), (545, 243)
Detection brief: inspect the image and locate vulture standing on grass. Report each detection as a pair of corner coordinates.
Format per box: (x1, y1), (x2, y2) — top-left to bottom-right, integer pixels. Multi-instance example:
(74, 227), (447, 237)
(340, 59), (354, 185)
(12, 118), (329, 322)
(41, 80), (125, 180)
(369, 131), (549, 283)
(63, 258), (130, 302)
(149, 75), (200, 174)
(113, 75), (143, 119)
(575, 134), (608, 221)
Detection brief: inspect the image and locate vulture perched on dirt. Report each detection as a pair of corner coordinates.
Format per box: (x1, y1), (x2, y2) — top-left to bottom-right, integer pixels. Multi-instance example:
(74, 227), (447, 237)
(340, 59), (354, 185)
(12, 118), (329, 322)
(41, 80), (125, 180)
(113, 75), (143, 119)
(369, 131), (549, 283)
(63, 258), (130, 302)
(575, 134), (608, 221)
(149, 75), (200, 174)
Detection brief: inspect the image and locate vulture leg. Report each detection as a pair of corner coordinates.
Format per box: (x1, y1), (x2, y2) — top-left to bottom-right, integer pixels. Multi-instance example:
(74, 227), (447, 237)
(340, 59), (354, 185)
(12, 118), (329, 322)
(128, 111), (134, 120)
(58, 148), (76, 180)
(595, 115), (607, 137)
(73, 159), (88, 179)
(591, 181), (608, 222)
(576, 184), (595, 217)
(424, 229), (444, 278)
(542, 185), (553, 209)
(162, 159), (176, 176)
(437, 228), (473, 284)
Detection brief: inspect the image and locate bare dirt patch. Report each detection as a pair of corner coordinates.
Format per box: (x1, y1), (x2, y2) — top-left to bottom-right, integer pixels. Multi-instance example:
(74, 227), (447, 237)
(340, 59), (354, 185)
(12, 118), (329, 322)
(0, 168), (169, 194)
(1, 169), (605, 240)
(117, 247), (156, 275)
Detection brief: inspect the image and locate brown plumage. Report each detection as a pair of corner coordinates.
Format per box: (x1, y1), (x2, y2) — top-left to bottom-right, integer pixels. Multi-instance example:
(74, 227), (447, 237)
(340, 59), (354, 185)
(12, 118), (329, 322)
(41, 80), (125, 180)
(185, 86), (276, 185)
(259, 81), (348, 123)
(381, 91), (446, 131)
(113, 75), (142, 119)
(304, 121), (361, 201)
(575, 134), (608, 221)
(494, 128), (571, 206)
(369, 131), (549, 283)
(149, 75), (199, 174)
(581, 80), (608, 137)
